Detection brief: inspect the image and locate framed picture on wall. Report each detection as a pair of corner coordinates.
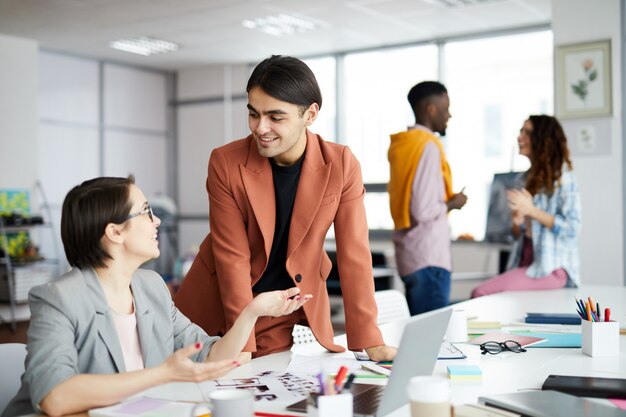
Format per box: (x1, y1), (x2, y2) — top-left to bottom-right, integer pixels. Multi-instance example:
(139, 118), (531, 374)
(556, 40), (612, 119)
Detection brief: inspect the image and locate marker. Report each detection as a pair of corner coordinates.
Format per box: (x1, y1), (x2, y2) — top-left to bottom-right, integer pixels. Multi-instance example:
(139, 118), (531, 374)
(334, 366), (349, 391)
(316, 372), (325, 395)
(341, 373), (356, 392)
(605, 308), (611, 322)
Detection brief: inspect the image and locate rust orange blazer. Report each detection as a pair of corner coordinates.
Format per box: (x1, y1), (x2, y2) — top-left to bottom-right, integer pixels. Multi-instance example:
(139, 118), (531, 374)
(175, 130), (384, 353)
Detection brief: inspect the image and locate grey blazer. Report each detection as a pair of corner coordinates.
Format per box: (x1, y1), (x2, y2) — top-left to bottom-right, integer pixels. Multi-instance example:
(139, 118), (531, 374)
(3, 267), (219, 417)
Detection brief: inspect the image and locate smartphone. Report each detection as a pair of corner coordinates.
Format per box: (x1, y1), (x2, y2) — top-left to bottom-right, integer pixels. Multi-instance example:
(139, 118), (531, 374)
(352, 350), (370, 361)
(542, 374), (626, 398)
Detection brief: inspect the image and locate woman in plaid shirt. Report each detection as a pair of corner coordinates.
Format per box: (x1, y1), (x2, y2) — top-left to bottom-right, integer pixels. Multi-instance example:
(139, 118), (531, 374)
(472, 115), (581, 297)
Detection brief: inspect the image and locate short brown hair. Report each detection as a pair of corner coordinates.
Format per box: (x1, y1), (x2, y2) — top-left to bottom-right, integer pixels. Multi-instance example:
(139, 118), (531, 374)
(61, 176), (134, 269)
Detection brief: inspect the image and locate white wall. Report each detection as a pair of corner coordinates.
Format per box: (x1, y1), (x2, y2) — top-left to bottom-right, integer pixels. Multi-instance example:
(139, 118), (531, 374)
(0, 34), (38, 189)
(37, 52), (173, 273)
(176, 64), (250, 254)
(552, 0), (623, 285)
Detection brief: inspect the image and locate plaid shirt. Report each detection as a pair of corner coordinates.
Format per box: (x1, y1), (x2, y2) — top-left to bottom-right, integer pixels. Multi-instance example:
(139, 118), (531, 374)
(507, 169), (582, 284)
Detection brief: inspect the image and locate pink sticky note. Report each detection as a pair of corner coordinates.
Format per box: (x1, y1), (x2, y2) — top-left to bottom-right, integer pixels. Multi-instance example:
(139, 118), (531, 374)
(609, 398), (626, 410)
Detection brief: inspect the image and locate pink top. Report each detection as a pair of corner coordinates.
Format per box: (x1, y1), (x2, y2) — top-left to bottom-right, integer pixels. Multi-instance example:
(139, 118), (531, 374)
(110, 303), (145, 372)
(392, 127), (452, 276)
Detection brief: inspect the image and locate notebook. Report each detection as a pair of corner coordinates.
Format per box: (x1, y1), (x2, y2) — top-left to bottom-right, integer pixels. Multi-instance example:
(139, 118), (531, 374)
(542, 374), (626, 399)
(524, 312), (582, 325)
(479, 390), (626, 417)
(286, 308), (452, 417)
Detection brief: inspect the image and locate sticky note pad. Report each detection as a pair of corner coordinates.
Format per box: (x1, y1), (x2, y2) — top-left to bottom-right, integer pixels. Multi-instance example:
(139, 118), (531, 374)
(447, 365), (482, 381)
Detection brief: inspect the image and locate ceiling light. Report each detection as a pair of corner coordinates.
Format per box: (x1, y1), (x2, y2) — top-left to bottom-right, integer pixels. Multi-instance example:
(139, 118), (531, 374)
(109, 36), (180, 56)
(242, 14), (318, 37)
(425, 0), (504, 7)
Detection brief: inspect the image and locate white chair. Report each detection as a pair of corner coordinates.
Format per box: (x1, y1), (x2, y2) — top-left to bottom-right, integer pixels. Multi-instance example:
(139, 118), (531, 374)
(374, 289), (410, 325)
(0, 343), (27, 413)
(291, 324), (317, 345)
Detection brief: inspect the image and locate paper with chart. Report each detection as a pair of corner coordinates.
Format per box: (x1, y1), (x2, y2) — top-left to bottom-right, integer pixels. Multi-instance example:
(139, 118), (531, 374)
(198, 371), (320, 406)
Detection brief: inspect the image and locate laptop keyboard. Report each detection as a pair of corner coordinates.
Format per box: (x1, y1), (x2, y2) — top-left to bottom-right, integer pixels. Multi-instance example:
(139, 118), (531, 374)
(353, 384), (385, 416)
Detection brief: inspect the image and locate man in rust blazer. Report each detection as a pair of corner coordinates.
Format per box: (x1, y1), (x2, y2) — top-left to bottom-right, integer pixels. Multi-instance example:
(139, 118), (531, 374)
(175, 55), (396, 362)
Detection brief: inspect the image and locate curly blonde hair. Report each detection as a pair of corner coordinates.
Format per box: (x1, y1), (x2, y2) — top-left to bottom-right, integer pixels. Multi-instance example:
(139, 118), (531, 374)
(525, 115), (573, 195)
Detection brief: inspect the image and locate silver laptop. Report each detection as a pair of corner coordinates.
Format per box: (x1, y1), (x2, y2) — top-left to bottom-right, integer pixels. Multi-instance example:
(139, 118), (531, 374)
(287, 308), (452, 417)
(479, 390), (626, 417)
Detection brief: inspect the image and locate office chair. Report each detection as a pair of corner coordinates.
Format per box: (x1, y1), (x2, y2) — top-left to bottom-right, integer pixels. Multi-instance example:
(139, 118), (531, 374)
(291, 324), (317, 345)
(374, 290), (410, 325)
(0, 343), (26, 413)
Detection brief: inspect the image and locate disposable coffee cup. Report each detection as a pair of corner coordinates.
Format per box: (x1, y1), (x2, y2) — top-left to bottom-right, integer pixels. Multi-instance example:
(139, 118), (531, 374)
(445, 309), (468, 343)
(406, 376), (451, 417)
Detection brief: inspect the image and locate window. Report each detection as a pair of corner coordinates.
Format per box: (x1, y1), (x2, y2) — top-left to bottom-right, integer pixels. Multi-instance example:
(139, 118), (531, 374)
(304, 56), (337, 142)
(343, 45), (438, 183)
(306, 29), (553, 240)
(443, 30), (553, 240)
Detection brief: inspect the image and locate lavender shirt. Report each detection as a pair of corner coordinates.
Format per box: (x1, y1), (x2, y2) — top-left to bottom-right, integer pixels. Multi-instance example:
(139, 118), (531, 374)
(392, 131), (452, 277)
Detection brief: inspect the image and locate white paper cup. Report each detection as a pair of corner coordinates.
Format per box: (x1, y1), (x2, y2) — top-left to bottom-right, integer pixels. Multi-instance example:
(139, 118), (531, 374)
(406, 376), (451, 417)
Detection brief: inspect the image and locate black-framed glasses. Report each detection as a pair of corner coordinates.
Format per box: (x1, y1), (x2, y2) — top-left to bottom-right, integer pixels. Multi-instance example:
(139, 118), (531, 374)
(127, 205), (154, 223)
(480, 340), (527, 355)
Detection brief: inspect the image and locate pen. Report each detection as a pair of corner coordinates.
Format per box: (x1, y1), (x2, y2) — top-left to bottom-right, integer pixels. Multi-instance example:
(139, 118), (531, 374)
(596, 303), (601, 320)
(588, 297), (596, 313)
(578, 299), (586, 316)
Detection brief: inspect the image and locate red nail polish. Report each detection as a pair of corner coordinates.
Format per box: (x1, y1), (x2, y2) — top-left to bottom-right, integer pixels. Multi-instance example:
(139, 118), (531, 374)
(195, 342), (201, 349)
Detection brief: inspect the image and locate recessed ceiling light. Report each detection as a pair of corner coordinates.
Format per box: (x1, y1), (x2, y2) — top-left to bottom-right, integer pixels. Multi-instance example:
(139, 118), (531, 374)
(109, 36), (180, 56)
(425, 0), (504, 7)
(242, 14), (318, 37)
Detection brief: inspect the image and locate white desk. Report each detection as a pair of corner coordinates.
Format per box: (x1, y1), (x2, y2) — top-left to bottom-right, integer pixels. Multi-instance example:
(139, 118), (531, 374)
(228, 284), (625, 416)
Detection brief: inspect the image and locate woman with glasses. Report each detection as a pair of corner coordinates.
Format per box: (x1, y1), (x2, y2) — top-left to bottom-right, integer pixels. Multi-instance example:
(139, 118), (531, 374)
(472, 115), (581, 298)
(3, 176), (311, 417)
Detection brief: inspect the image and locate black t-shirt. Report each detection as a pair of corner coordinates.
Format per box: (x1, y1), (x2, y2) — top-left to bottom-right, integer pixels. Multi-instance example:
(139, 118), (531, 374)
(252, 154), (304, 292)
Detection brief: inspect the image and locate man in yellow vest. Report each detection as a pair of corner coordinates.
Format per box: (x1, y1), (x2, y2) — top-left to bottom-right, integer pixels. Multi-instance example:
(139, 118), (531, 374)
(388, 81), (467, 315)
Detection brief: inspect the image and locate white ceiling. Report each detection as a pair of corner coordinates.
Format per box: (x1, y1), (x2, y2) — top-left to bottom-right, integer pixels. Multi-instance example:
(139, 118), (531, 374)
(0, 0), (551, 70)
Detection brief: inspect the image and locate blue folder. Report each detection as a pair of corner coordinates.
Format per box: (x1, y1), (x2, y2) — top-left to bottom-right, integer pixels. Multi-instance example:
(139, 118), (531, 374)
(514, 332), (582, 348)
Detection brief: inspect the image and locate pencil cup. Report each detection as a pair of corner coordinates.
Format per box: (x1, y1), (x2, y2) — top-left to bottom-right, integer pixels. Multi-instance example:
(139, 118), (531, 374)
(307, 393), (353, 417)
(581, 320), (619, 357)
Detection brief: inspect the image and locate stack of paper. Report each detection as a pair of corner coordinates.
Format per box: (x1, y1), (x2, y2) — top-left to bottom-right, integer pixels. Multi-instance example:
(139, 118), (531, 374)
(447, 365), (482, 382)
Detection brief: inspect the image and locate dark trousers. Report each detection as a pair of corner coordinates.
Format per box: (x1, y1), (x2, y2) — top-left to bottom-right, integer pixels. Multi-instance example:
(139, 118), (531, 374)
(401, 266), (451, 315)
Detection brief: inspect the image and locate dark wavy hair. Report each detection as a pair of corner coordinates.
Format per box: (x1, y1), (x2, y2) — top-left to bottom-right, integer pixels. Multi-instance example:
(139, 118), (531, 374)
(246, 55), (322, 115)
(61, 176), (134, 269)
(525, 115), (573, 195)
